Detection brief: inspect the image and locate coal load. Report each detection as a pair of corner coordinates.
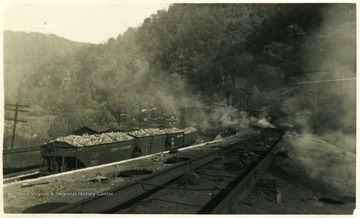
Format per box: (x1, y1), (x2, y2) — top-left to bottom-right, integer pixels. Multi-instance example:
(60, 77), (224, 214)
(162, 127), (183, 134)
(127, 128), (167, 137)
(53, 127), (196, 148)
(54, 132), (135, 147)
(183, 127), (197, 134)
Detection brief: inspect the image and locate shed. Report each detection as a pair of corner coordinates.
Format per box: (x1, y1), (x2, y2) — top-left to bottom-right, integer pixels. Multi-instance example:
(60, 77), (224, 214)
(73, 125), (110, 135)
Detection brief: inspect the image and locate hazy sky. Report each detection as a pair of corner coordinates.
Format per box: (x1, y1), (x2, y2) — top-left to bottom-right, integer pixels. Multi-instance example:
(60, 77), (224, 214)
(3, 0), (171, 44)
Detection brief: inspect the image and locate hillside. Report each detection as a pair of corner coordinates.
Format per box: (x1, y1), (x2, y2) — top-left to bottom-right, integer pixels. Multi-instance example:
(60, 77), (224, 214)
(3, 31), (92, 148)
(4, 30), (91, 101)
(3, 4), (356, 149)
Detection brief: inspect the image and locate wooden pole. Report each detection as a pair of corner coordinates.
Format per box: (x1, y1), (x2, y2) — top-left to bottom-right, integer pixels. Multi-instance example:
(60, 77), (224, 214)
(10, 104), (19, 149)
(5, 103), (29, 149)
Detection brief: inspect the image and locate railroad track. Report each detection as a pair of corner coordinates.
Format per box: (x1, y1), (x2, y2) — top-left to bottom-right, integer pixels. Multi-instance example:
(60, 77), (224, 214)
(45, 128), (284, 214)
(3, 168), (41, 184)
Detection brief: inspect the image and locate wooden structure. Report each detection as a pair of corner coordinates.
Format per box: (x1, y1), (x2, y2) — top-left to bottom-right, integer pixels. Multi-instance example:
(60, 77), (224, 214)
(231, 87), (252, 111)
(73, 125), (110, 135)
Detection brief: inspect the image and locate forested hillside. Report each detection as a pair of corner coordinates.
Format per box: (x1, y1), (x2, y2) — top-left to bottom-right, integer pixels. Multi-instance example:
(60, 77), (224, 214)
(3, 4), (356, 149)
(4, 31), (90, 101)
(4, 31), (93, 147)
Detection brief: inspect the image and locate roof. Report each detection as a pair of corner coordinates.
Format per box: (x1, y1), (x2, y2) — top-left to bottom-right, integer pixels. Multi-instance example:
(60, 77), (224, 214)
(74, 125), (110, 134)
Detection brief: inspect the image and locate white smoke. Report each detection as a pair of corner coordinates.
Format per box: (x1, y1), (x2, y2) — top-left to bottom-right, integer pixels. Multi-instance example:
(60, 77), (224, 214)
(279, 133), (356, 197)
(257, 118), (275, 128)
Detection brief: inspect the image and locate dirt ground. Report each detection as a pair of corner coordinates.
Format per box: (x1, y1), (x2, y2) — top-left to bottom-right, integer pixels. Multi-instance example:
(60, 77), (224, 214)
(3, 131), (356, 215)
(116, 130), (356, 215)
(235, 169), (355, 214)
(234, 132), (356, 215)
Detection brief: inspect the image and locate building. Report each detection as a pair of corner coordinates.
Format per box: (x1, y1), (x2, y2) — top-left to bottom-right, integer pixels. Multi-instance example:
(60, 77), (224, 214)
(230, 87), (252, 111)
(73, 125), (110, 135)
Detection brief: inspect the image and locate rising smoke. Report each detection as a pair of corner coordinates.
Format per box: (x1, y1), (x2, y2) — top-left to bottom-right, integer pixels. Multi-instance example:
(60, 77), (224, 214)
(274, 4), (356, 197)
(312, 4), (355, 152)
(279, 4), (356, 151)
(280, 133), (356, 196)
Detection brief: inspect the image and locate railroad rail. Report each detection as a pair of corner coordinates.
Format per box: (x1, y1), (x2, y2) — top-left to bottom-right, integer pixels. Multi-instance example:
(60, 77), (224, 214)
(47, 128), (284, 213)
(3, 169), (41, 184)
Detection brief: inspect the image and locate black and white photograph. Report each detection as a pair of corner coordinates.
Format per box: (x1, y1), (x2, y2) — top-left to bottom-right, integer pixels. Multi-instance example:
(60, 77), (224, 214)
(1, 0), (357, 215)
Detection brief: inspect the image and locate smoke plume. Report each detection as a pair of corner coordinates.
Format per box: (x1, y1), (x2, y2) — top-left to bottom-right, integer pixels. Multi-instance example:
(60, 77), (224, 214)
(273, 4), (356, 198)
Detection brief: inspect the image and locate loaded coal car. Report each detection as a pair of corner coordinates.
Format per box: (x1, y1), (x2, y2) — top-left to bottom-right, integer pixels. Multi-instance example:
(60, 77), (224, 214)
(183, 127), (198, 146)
(40, 127), (198, 174)
(3, 147), (42, 174)
(127, 127), (192, 154)
(163, 127), (185, 150)
(40, 132), (136, 174)
(126, 128), (168, 157)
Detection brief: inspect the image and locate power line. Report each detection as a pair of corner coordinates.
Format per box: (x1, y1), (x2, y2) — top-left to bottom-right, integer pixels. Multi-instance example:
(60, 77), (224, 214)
(292, 77), (356, 85)
(6, 104), (30, 107)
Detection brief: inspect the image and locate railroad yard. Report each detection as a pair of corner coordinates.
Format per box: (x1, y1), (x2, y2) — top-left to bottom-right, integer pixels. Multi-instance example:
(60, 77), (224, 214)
(3, 3), (356, 216)
(3, 127), (355, 214)
(3, 128), (265, 213)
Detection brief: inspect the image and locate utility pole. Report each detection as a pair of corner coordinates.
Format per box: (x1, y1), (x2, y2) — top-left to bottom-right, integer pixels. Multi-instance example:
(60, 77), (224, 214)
(5, 103), (30, 149)
(116, 111), (121, 127)
(139, 92), (142, 129)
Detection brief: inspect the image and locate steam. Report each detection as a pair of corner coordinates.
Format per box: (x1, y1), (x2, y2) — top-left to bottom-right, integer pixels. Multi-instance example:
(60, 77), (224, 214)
(274, 5), (356, 197)
(309, 5), (355, 155)
(304, 4), (355, 136)
(186, 103), (276, 135)
(280, 133), (356, 196)
(278, 5), (355, 147)
(257, 118), (275, 128)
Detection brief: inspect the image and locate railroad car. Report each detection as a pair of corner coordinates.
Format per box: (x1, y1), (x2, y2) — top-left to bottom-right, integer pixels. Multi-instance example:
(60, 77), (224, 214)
(3, 147), (42, 174)
(40, 127), (198, 174)
(183, 127), (198, 146)
(165, 131), (184, 150)
(126, 133), (167, 157)
(40, 138), (136, 173)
